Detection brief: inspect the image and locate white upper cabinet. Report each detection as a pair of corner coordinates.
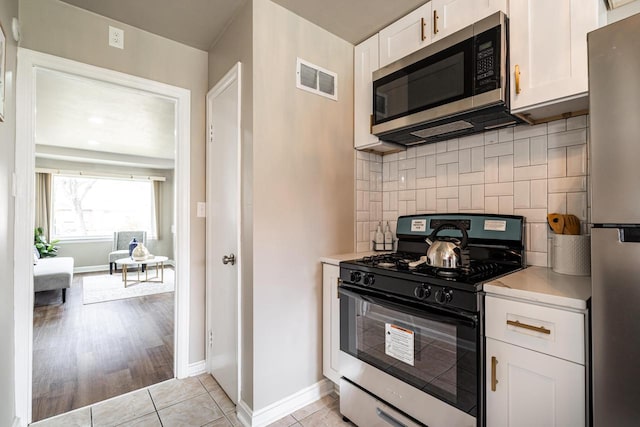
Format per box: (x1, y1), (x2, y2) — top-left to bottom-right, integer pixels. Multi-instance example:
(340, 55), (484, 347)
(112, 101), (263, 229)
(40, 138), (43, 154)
(509, 0), (599, 117)
(379, 3), (432, 68)
(431, 0), (505, 42)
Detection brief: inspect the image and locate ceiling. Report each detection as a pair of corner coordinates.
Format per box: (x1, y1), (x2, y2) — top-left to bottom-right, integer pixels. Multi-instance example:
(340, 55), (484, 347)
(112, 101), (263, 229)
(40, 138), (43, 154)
(35, 68), (176, 167)
(60, 0), (427, 48)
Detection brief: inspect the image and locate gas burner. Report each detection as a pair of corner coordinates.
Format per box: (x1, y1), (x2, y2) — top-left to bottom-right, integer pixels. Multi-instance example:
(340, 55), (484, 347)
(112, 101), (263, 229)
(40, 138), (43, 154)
(378, 262), (396, 268)
(436, 269), (461, 278)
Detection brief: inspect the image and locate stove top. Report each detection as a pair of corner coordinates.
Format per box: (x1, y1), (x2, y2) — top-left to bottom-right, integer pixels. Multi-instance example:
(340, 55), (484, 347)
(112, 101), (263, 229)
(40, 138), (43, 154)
(339, 214), (526, 313)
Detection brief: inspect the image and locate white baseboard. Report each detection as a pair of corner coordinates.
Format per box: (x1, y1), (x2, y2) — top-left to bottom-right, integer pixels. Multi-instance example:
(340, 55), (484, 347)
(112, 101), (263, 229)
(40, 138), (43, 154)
(188, 360), (207, 376)
(12, 416), (23, 427)
(74, 264), (109, 273)
(237, 379), (334, 427)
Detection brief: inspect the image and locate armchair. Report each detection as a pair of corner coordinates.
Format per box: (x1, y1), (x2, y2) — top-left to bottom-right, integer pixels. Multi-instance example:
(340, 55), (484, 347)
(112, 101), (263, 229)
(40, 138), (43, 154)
(109, 231), (146, 274)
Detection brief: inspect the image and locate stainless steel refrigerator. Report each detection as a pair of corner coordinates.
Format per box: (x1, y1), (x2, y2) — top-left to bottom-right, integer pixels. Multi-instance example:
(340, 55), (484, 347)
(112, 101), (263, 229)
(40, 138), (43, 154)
(588, 13), (640, 427)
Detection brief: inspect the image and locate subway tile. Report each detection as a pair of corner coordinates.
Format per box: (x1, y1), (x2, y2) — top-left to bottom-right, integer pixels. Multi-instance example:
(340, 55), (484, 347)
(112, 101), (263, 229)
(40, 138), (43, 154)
(567, 144), (587, 176)
(527, 251), (548, 267)
(357, 241), (372, 252)
(484, 130), (499, 145)
(499, 196), (514, 215)
(459, 133), (484, 149)
(548, 147), (567, 178)
(370, 160), (382, 173)
(485, 141), (514, 158)
(459, 149), (471, 173)
(426, 155), (436, 177)
(406, 169), (417, 190)
(416, 189), (427, 211)
(356, 160), (364, 180)
(383, 162), (390, 181)
(356, 211), (369, 222)
(530, 179), (547, 209)
(514, 123), (547, 139)
(437, 186), (458, 199)
(416, 144), (436, 156)
(459, 186), (472, 210)
(514, 139), (530, 167)
(356, 180), (369, 191)
(406, 147), (417, 158)
(514, 181), (530, 209)
(471, 147), (485, 172)
(386, 180), (398, 192)
(514, 164), (547, 181)
(389, 191), (398, 210)
(398, 151), (407, 160)
(514, 208), (548, 222)
(370, 191), (383, 202)
(485, 182), (514, 197)
(437, 199), (447, 212)
(485, 196), (500, 213)
(436, 151), (459, 165)
(436, 141), (448, 153)
(472, 184), (485, 210)
(356, 222), (368, 242)
(389, 161), (398, 181)
(548, 176), (587, 193)
(567, 192), (587, 220)
(567, 115), (587, 130)
(529, 223), (548, 253)
(398, 200), (407, 215)
(416, 156), (427, 178)
(530, 135), (548, 165)
(498, 127), (514, 142)
(446, 139), (458, 151)
(407, 201), (417, 215)
(447, 198), (459, 212)
(356, 191), (365, 211)
(426, 188), (437, 210)
(437, 164), (448, 187)
(547, 119), (566, 134)
(459, 171), (485, 185)
(548, 129), (587, 148)
(356, 151), (370, 160)
(383, 192), (390, 211)
(386, 152), (399, 162)
(447, 163), (459, 186)
(383, 211), (398, 222)
(499, 155), (514, 182)
(485, 157), (499, 183)
(399, 190), (415, 201)
(399, 158), (416, 170)
(417, 177), (437, 189)
(548, 193), (567, 214)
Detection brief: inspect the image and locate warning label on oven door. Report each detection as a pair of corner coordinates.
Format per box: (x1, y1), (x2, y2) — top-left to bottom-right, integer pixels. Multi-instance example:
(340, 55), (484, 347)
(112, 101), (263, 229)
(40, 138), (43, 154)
(385, 323), (415, 366)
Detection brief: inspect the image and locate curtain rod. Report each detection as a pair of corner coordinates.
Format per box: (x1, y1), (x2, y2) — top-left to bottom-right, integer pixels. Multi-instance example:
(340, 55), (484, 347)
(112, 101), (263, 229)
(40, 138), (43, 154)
(35, 167), (167, 182)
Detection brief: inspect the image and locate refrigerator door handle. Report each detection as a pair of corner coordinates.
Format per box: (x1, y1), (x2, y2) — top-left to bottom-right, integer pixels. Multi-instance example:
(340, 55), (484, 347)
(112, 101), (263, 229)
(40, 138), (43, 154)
(620, 227), (640, 243)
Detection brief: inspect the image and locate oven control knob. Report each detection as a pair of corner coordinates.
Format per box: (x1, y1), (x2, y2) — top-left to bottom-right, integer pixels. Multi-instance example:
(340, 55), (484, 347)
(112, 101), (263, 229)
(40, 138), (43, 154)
(435, 289), (453, 304)
(363, 274), (375, 286)
(414, 284), (431, 300)
(350, 271), (362, 283)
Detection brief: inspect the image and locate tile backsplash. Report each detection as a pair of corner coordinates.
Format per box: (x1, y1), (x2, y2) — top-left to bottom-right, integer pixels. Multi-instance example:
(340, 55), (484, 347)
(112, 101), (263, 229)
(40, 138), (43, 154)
(355, 116), (590, 267)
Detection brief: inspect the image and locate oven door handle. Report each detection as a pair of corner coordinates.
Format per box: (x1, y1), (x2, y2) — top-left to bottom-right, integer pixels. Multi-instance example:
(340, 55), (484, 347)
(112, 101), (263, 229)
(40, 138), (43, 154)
(376, 408), (409, 427)
(339, 287), (477, 328)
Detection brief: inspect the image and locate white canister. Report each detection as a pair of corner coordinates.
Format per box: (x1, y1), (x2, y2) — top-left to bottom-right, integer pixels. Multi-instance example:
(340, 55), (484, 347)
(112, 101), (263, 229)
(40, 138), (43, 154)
(552, 234), (591, 276)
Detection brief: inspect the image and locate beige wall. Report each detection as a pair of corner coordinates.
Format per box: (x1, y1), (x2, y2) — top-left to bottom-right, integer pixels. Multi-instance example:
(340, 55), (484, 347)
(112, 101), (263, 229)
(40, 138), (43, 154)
(19, 0), (208, 363)
(35, 158), (175, 268)
(208, 0), (255, 407)
(0, 0), (18, 425)
(251, 0), (354, 411)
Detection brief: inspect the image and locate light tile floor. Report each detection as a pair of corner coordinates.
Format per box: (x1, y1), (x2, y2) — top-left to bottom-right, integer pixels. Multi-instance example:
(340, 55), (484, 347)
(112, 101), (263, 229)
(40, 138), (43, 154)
(30, 374), (350, 427)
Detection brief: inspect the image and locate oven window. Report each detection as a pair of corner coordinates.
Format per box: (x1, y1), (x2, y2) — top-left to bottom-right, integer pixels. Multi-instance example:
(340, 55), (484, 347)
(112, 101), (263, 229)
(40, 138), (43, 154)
(340, 290), (478, 416)
(374, 39), (473, 124)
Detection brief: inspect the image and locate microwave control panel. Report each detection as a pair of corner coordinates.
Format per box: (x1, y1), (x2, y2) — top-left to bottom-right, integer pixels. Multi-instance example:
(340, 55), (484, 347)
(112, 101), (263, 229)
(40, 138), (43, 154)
(474, 26), (501, 94)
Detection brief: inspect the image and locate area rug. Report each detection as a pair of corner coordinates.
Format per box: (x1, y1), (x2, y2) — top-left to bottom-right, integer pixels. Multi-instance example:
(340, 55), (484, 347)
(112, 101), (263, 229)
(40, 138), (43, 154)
(82, 269), (175, 304)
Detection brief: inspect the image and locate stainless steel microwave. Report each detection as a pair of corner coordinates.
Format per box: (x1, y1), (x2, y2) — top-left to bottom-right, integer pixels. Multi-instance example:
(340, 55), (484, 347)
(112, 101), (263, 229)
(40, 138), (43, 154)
(372, 12), (521, 146)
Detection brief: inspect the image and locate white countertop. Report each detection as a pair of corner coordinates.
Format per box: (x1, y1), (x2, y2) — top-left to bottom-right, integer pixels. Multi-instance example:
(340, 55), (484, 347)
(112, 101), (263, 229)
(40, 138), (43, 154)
(484, 266), (591, 310)
(320, 251), (386, 265)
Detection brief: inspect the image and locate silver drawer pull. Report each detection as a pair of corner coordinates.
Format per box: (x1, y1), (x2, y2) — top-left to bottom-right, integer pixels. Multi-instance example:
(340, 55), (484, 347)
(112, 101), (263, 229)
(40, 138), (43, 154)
(507, 319), (551, 335)
(376, 408), (409, 427)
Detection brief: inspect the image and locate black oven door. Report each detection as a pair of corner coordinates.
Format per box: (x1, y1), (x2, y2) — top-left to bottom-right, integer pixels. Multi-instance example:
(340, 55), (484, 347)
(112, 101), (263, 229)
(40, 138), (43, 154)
(339, 286), (479, 417)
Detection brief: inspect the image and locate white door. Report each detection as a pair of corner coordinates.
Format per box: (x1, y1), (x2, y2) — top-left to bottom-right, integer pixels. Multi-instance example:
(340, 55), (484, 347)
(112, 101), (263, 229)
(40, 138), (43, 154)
(206, 63), (242, 404)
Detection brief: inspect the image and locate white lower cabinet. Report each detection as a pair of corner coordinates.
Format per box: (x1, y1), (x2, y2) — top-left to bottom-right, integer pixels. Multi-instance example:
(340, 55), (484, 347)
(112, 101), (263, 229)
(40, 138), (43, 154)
(485, 295), (587, 426)
(322, 263), (340, 384)
(486, 337), (585, 427)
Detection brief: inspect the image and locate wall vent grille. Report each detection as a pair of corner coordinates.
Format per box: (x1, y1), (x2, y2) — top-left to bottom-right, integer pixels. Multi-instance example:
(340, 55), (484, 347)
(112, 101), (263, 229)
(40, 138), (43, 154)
(296, 58), (338, 101)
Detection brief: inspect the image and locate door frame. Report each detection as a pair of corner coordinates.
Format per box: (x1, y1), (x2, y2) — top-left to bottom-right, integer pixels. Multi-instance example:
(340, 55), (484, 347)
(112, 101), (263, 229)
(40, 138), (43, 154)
(205, 62), (242, 403)
(13, 48), (191, 424)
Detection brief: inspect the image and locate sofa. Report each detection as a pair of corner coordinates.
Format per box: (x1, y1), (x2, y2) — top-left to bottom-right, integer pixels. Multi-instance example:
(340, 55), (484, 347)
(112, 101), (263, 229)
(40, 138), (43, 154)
(33, 256), (74, 303)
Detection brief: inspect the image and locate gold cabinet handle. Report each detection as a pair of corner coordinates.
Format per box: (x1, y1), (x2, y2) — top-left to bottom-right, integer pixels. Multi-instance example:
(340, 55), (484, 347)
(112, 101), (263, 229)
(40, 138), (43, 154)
(421, 17), (426, 41)
(433, 11), (439, 35)
(507, 319), (551, 335)
(515, 64), (521, 94)
(491, 356), (498, 392)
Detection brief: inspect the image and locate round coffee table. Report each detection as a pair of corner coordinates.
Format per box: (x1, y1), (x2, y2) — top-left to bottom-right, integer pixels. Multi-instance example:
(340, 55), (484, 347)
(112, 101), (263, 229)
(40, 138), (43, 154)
(115, 256), (169, 287)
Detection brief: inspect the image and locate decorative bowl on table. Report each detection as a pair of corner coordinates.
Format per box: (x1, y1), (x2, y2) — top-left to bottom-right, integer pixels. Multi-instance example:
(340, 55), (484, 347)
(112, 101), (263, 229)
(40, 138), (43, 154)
(132, 243), (150, 261)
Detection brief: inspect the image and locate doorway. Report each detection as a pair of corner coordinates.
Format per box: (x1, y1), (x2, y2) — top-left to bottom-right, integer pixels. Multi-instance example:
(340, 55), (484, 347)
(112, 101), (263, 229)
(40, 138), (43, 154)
(206, 62), (242, 404)
(14, 49), (191, 424)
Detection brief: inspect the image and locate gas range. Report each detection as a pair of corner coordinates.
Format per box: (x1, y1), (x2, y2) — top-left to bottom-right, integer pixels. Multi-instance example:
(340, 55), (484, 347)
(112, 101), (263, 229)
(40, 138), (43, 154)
(339, 214), (526, 314)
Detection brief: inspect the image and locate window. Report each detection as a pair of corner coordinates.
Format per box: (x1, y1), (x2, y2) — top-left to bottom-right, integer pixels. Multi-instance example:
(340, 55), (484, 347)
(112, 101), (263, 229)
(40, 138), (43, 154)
(51, 175), (156, 240)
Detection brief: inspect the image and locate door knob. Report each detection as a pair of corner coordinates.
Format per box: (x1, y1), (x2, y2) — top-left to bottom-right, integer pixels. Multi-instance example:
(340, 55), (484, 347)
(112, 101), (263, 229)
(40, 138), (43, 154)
(222, 253), (236, 265)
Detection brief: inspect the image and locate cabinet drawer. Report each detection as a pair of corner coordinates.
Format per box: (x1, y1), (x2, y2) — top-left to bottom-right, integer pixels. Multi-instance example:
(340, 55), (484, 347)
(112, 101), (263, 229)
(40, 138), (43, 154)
(485, 295), (585, 364)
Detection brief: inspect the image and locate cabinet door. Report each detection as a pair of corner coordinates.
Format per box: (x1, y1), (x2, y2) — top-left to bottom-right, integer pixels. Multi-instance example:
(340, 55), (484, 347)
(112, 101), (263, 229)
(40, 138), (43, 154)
(322, 263), (341, 384)
(473, 0), (508, 20)
(486, 338), (585, 427)
(354, 34), (379, 149)
(431, 0), (476, 42)
(510, 0), (598, 112)
(379, 3), (432, 68)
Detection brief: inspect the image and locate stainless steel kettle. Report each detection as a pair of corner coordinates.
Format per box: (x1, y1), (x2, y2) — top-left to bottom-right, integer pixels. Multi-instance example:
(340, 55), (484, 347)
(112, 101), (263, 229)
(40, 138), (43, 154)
(425, 222), (469, 269)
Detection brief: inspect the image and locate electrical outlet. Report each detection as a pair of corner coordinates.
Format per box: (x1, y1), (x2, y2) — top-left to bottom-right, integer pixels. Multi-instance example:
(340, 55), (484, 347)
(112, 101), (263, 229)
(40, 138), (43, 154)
(109, 25), (124, 49)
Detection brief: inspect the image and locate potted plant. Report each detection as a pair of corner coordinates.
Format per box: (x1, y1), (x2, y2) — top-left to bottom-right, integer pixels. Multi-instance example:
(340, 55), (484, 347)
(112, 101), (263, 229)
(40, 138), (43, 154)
(34, 227), (60, 258)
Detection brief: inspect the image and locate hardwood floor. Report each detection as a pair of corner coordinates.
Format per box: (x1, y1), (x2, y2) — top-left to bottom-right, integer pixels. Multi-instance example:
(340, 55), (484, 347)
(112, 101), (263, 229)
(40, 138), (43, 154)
(32, 271), (174, 422)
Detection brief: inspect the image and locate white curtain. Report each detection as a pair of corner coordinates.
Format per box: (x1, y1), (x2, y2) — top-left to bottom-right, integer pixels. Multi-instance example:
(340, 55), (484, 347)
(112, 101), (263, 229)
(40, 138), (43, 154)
(35, 173), (52, 240)
(152, 180), (162, 239)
